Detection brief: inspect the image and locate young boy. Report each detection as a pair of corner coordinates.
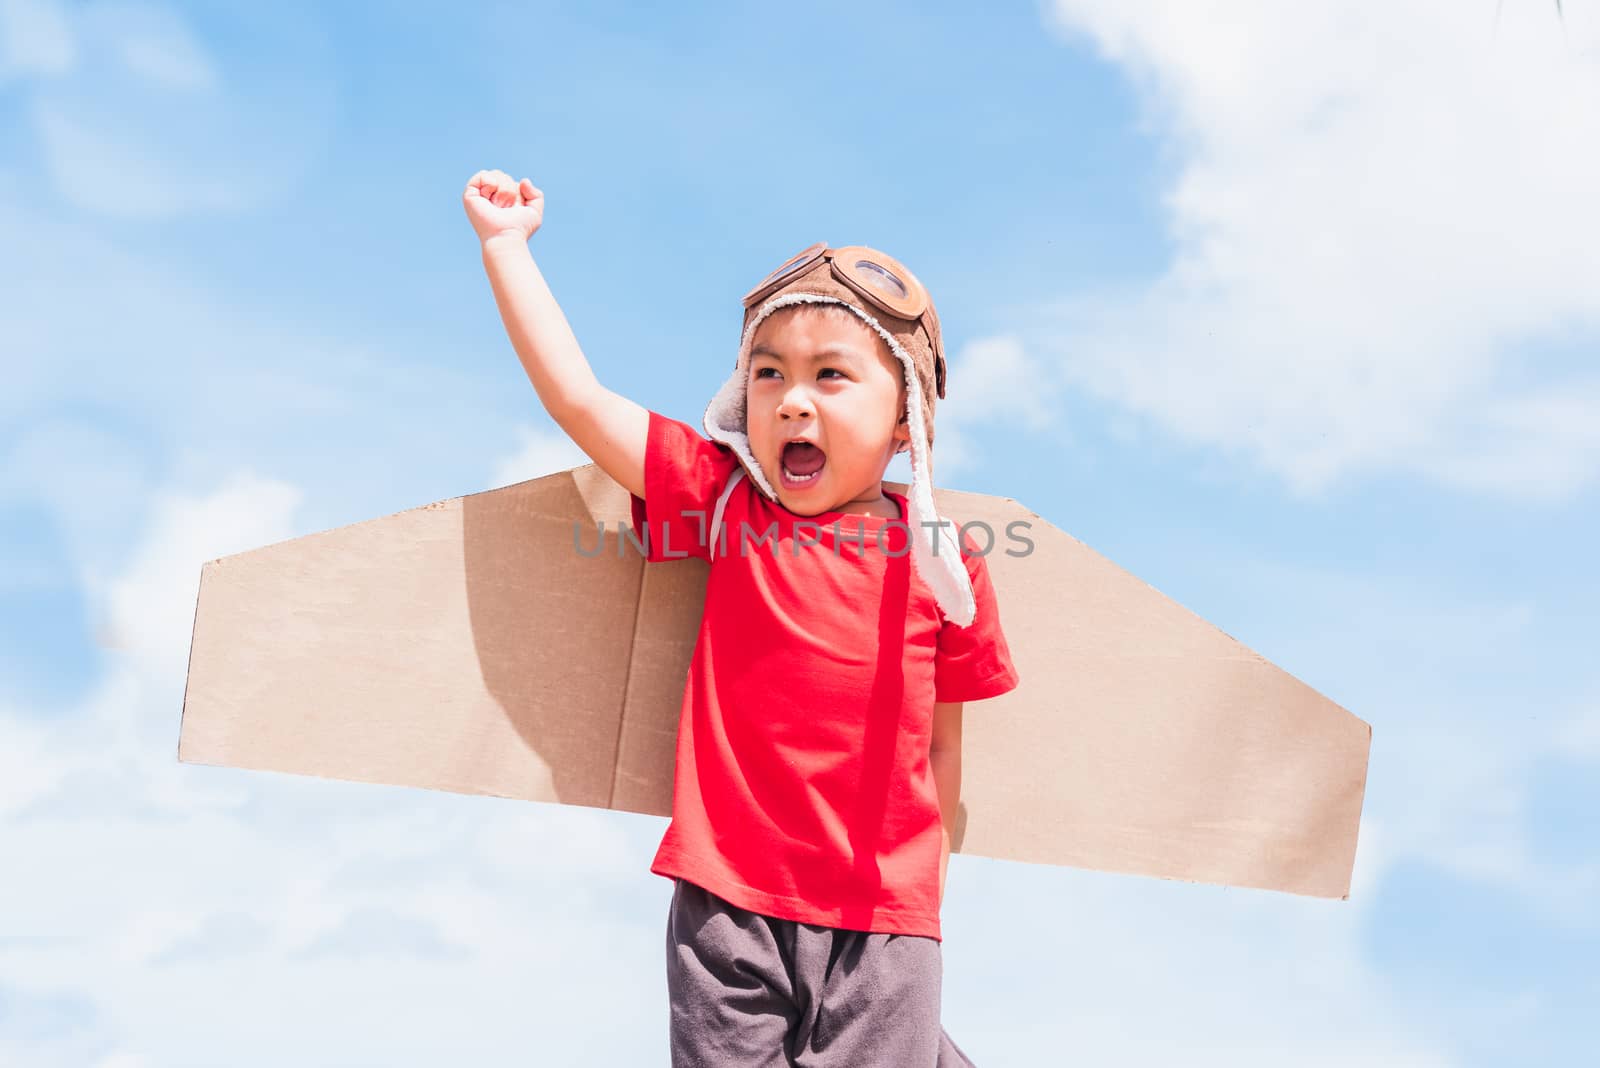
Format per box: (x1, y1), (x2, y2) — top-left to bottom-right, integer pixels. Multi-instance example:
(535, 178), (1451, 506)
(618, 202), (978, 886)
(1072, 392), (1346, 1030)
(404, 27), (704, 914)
(465, 169), (1020, 1067)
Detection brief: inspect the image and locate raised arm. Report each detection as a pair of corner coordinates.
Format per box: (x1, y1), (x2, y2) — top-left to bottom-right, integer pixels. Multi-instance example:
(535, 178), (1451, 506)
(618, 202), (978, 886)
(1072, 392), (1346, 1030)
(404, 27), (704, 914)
(466, 170), (648, 500)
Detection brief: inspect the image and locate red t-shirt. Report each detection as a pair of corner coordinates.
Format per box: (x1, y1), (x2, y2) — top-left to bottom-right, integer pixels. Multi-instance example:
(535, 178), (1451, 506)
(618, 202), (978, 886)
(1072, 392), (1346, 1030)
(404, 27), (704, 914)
(629, 410), (1020, 939)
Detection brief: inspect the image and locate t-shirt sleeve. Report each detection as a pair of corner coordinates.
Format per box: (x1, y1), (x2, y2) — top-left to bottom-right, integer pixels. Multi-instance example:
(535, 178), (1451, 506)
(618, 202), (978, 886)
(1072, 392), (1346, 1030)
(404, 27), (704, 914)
(933, 533), (1021, 703)
(628, 409), (741, 563)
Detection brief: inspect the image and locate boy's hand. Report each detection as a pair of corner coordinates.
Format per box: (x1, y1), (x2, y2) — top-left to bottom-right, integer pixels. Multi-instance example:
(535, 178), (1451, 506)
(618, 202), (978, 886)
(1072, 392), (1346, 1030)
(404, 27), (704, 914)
(463, 169), (545, 245)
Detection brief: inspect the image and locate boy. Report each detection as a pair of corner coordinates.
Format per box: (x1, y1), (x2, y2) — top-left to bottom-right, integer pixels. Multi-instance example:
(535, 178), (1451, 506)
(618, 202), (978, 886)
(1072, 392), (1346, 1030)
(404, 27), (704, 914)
(465, 169), (1019, 1066)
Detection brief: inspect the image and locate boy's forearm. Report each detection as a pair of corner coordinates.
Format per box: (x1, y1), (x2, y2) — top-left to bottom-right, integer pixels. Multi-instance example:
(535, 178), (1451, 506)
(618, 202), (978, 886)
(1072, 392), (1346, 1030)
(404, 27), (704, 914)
(938, 826), (951, 908)
(930, 747), (961, 907)
(480, 234), (602, 419)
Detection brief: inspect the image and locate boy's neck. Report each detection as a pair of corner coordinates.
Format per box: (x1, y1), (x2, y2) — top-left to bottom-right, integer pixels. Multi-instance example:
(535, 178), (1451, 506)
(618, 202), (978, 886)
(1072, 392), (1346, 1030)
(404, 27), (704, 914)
(829, 485), (901, 520)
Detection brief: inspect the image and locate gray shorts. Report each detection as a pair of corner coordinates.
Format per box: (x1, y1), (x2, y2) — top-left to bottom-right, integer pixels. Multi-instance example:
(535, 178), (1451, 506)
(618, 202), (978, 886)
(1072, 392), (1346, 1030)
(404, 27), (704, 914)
(665, 877), (978, 1067)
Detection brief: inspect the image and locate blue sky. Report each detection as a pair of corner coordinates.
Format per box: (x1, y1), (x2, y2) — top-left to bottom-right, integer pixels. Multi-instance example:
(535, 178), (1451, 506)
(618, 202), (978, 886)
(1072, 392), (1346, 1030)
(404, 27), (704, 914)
(2, 1), (1597, 1064)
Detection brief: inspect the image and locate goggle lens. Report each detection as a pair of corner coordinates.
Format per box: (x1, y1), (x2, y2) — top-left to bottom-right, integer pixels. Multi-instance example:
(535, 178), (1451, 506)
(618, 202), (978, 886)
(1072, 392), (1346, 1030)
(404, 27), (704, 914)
(763, 250), (817, 289)
(848, 258), (910, 302)
(742, 242), (826, 308)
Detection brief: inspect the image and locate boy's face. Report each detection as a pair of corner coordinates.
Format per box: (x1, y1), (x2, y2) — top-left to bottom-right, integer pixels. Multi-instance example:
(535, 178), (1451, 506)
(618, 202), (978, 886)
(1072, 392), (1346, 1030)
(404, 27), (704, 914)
(746, 305), (911, 516)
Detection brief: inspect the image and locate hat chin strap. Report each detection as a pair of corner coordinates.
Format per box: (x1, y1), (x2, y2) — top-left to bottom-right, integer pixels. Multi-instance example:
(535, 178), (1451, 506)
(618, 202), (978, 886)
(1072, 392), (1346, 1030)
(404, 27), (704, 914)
(703, 292), (977, 627)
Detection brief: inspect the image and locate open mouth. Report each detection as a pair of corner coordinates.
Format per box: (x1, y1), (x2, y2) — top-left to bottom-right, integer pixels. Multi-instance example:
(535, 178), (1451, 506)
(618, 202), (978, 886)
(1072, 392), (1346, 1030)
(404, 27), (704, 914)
(780, 441), (826, 489)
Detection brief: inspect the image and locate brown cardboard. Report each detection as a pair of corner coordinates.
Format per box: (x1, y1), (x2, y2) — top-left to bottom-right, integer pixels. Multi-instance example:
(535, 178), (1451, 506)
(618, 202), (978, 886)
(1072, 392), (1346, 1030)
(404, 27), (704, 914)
(179, 464), (1371, 899)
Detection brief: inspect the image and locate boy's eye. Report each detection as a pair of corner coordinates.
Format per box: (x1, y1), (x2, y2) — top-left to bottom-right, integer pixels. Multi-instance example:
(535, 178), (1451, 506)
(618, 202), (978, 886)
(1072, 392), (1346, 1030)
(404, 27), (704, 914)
(753, 367), (845, 380)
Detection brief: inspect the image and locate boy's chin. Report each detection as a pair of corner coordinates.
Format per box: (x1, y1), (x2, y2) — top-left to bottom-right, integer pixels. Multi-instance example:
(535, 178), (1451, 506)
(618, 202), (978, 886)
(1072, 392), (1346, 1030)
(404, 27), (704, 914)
(770, 470), (834, 512)
(775, 485), (832, 515)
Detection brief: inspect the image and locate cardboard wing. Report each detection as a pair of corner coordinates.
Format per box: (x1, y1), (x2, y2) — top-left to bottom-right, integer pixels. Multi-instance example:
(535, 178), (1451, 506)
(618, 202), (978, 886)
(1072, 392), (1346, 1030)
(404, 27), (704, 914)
(179, 464), (1371, 898)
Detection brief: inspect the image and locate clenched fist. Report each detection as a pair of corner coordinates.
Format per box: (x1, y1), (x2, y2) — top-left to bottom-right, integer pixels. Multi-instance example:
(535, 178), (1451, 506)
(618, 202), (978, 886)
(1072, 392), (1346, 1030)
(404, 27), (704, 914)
(463, 169), (545, 244)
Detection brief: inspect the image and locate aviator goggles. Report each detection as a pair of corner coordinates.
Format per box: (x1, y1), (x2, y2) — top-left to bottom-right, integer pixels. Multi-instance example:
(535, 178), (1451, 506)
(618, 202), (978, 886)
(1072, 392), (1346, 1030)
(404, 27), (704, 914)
(741, 242), (947, 398)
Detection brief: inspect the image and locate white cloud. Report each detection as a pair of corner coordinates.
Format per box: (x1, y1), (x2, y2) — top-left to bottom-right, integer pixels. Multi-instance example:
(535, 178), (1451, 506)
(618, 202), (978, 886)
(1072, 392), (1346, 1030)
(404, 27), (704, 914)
(1, 472), (303, 821)
(4, 1), (337, 219)
(94, 1055), (149, 1068)
(102, 471), (304, 685)
(0, 419), (152, 578)
(933, 334), (1061, 475)
(944, 858), (1455, 1067)
(489, 423), (591, 488)
(1041, 0), (1600, 499)
(0, 471), (662, 1066)
(0, 705), (66, 819)
(103, 1), (218, 91)
(0, 0), (75, 81)
(943, 335), (1056, 432)
(1556, 700), (1600, 761)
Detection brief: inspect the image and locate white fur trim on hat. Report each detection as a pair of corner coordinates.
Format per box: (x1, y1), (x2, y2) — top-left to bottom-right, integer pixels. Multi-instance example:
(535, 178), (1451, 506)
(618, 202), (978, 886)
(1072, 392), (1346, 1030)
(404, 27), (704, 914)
(703, 291), (977, 627)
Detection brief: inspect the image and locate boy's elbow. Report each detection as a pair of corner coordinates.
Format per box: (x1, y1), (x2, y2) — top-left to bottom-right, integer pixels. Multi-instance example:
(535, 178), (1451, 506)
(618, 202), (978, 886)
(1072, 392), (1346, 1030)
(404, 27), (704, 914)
(552, 385), (649, 500)
(545, 380), (601, 426)
(930, 700), (964, 756)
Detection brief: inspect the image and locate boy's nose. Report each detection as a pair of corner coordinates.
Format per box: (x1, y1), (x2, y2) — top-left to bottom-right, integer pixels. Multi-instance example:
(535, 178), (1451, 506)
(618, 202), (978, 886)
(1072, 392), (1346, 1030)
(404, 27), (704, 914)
(777, 393), (813, 420)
